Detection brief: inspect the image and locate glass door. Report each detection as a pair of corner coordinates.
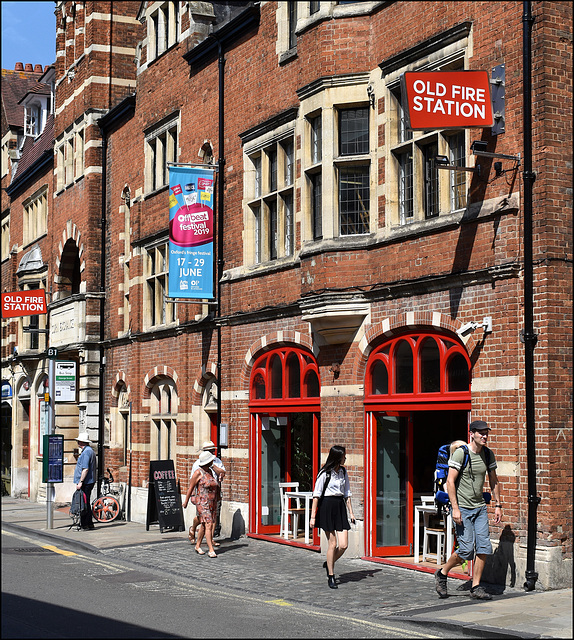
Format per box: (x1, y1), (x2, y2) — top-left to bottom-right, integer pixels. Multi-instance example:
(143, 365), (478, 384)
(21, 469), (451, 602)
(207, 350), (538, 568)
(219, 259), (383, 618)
(260, 416), (284, 531)
(372, 412), (413, 556)
(254, 412), (319, 537)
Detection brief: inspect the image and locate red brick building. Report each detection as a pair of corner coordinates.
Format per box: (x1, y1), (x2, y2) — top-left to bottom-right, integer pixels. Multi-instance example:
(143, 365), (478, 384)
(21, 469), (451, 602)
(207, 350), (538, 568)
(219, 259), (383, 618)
(2, 1), (572, 590)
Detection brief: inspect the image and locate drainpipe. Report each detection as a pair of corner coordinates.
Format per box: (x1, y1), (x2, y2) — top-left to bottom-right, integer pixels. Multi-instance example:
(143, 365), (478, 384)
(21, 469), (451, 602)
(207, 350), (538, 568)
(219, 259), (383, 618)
(97, 131), (107, 494)
(211, 34), (225, 458)
(522, 0), (540, 592)
(96, 2), (114, 494)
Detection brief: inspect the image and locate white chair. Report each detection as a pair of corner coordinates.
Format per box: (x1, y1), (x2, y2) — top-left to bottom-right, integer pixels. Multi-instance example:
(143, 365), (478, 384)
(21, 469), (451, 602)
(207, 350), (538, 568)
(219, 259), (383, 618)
(279, 482), (304, 539)
(422, 525), (446, 564)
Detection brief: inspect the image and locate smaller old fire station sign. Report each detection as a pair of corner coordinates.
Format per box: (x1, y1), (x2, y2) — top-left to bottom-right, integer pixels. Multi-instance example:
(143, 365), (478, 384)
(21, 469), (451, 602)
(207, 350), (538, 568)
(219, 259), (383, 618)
(1, 289), (47, 318)
(401, 71), (493, 130)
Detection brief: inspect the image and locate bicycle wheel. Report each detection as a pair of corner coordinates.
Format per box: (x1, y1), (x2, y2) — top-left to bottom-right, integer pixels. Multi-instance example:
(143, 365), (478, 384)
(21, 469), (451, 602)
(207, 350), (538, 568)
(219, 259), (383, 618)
(92, 495), (120, 522)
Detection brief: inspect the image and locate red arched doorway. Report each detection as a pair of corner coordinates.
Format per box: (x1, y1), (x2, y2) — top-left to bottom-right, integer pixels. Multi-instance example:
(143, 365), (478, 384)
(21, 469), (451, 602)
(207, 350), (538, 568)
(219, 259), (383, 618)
(248, 346), (321, 547)
(364, 331), (471, 557)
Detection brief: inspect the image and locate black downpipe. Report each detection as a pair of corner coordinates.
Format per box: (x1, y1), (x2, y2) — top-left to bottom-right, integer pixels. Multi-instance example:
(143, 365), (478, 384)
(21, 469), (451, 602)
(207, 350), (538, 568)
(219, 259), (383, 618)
(522, 0), (540, 592)
(97, 1), (113, 496)
(97, 131), (107, 494)
(214, 36), (225, 457)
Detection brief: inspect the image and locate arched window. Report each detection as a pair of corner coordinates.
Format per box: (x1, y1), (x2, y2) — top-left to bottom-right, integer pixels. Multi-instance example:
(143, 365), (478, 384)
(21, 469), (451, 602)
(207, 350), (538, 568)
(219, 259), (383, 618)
(150, 379), (177, 460)
(250, 346), (320, 404)
(367, 332), (470, 399)
(59, 239), (81, 297)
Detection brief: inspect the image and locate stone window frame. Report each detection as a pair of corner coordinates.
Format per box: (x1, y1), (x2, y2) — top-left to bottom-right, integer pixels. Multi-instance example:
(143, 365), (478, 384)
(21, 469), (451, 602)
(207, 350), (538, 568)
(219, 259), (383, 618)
(277, 1), (387, 65)
(119, 187), (132, 337)
(143, 239), (177, 331)
(381, 27), (473, 228)
(242, 110), (297, 266)
(299, 73), (376, 243)
(146, 1), (181, 64)
(16, 279), (47, 353)
(1, 212), (10, 262)
(149, 378), (178, 462)
(22, 186), (48, 247)
(55, 119), (86, 192)
(144, 113), (179, 196)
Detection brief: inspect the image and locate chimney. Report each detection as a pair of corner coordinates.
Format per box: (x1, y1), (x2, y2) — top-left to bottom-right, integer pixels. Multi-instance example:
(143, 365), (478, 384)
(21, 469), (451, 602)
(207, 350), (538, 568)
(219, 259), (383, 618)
(24, 63), (33, 72)
(15, 62), (24, 71)
(34, 64), (43, 73)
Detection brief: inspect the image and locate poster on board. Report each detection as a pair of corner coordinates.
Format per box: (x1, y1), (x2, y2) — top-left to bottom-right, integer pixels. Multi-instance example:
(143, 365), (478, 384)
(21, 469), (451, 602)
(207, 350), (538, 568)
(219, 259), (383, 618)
(168, 165), (215, 300)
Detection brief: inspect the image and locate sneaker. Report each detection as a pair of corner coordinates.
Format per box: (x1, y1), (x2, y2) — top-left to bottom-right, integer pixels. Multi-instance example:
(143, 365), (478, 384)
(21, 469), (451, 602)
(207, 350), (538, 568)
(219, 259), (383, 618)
(470, 585), (492, 600)
(434, 569), (448, 598)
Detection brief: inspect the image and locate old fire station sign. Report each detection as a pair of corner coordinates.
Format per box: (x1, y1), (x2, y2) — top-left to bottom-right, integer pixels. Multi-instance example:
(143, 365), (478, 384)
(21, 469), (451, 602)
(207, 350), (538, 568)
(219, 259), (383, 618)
(1, 289), (47, 318)
(401, 70), (494, 130)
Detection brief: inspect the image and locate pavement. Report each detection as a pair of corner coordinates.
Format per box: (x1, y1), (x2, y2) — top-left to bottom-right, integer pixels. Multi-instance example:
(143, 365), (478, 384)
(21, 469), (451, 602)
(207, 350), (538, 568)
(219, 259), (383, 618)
(1, 496), (572, 639)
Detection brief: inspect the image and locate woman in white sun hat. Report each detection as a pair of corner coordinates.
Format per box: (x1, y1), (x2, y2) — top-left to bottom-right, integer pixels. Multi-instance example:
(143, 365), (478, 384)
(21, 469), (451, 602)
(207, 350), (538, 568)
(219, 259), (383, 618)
(183, 449), (220, 557)
(188, 441), (226, 545)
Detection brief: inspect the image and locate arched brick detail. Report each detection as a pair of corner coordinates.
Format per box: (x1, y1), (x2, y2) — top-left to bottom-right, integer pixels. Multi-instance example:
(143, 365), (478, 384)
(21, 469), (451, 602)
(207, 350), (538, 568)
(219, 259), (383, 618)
(240, 331), (316, 393)
(143, 365), (179, 399)
(111, 370), (127, 398)
(191, 361), (218, 406)
(353, 312), (478, 382)
(54, 222), (86, 276)
(111, 371), (130, 407)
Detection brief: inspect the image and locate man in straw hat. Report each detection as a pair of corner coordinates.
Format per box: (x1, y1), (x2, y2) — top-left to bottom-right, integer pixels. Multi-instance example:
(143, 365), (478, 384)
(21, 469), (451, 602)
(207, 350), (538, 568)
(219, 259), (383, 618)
(188, 440), (225, 543)
(73, 431), (97, 529)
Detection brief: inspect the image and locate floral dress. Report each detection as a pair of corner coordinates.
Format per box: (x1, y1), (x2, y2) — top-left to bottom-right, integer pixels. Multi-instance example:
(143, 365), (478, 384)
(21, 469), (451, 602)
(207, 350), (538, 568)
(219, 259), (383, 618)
(195, 468), (219, 524)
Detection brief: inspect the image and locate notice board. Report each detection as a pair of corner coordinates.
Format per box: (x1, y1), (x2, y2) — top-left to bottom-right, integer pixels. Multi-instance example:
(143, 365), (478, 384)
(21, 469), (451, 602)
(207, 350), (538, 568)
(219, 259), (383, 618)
(146, 460), (185, 532)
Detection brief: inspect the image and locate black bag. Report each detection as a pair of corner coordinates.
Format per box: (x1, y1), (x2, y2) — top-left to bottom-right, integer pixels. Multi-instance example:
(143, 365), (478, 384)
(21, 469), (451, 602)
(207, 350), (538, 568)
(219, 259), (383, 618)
(69, 489), (89, 530)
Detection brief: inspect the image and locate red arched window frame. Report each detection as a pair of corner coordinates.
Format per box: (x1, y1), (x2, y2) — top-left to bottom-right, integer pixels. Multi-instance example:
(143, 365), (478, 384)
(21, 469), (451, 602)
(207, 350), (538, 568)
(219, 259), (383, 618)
(365, 332), (471, 404)
(249, 346), (320, 409)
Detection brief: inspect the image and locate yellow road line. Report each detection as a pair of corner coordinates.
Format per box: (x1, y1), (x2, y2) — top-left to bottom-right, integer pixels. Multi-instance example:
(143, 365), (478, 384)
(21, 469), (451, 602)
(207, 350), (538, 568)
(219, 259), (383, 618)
(2, 528), (440, 638)
(41, 543), (78, 557)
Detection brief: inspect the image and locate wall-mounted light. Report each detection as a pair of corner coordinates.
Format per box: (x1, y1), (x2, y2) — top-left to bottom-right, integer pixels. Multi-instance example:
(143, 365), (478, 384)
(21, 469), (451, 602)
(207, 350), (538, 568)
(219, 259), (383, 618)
(471, 140), (521, 162)
(456, 316), (493, 338)
(433, 155), (479, 173)
(329, 362), (341, 379)
(367, 84), (375, 109)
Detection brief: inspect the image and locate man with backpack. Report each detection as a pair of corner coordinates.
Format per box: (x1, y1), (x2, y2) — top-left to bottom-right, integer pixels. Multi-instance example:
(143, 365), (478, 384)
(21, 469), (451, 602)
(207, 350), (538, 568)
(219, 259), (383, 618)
(434, 420), (502, 600)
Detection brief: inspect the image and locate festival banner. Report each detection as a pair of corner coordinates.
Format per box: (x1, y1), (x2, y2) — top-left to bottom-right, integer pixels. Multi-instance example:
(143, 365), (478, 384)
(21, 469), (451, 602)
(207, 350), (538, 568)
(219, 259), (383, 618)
(168, 165), (215, 299)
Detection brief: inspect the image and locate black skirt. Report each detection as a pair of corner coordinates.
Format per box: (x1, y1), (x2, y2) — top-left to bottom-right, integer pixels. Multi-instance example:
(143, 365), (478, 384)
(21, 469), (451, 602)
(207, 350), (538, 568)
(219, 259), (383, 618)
(314, 495), (350, 532)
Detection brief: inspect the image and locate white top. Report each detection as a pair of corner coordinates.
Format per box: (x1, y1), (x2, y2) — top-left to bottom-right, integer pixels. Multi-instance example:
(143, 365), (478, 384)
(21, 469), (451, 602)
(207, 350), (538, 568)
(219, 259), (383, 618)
(191, 456), (225, 482)
(312, 467), (351, 498)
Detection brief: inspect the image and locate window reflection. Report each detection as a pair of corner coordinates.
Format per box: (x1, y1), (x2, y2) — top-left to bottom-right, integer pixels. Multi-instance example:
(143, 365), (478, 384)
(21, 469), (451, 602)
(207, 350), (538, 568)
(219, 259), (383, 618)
(395, 340), (414, 394)
(420, 338), (440, 392)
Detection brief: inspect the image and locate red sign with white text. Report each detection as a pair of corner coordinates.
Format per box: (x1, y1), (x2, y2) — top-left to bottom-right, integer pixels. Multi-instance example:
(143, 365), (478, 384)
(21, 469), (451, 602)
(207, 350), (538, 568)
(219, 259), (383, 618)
(401, 71), (493, 130)
(1, 289), (47, 318)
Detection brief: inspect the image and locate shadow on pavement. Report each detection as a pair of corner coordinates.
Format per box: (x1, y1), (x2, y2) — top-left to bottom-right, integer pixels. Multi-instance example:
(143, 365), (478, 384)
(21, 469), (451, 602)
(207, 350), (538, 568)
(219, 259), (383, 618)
(1, 592), (184, 639)
(337, 568), (383, 584)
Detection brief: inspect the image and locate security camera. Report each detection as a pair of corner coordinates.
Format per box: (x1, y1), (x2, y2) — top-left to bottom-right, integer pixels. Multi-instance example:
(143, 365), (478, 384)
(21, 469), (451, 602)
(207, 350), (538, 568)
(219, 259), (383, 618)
(456, 321), (480, 337)
(456, 317), (494, 338)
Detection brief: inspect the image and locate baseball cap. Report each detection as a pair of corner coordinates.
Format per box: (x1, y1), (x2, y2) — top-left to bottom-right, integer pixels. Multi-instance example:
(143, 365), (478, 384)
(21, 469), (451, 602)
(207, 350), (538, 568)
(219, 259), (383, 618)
(469, 420), (491, 432)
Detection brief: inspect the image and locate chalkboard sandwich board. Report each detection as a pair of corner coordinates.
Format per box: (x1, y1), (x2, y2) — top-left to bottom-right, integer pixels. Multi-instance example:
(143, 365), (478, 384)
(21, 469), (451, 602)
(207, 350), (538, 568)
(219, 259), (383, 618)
(146, 460), (185, 532)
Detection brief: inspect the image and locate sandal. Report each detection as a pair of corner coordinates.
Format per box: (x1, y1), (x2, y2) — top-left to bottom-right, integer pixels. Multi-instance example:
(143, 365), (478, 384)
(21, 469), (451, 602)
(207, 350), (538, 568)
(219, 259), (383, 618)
(195, 547), (205, 555)
(208, 551), (217, 558)
(213, 541), (221, 547)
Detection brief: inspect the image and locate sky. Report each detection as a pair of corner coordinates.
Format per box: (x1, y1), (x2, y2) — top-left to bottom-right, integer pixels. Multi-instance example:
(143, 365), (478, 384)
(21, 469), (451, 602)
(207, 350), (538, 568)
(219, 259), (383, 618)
(1, 1), (57, 71)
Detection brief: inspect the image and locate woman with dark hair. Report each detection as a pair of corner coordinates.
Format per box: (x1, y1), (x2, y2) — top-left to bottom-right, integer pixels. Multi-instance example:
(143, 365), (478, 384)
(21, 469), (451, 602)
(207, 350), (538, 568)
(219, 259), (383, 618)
(309, 445), (356, 589)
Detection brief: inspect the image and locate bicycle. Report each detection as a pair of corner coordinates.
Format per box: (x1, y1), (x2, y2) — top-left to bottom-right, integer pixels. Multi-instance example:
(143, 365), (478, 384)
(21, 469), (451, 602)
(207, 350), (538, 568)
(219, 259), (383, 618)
(91, 468), (123, 523)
